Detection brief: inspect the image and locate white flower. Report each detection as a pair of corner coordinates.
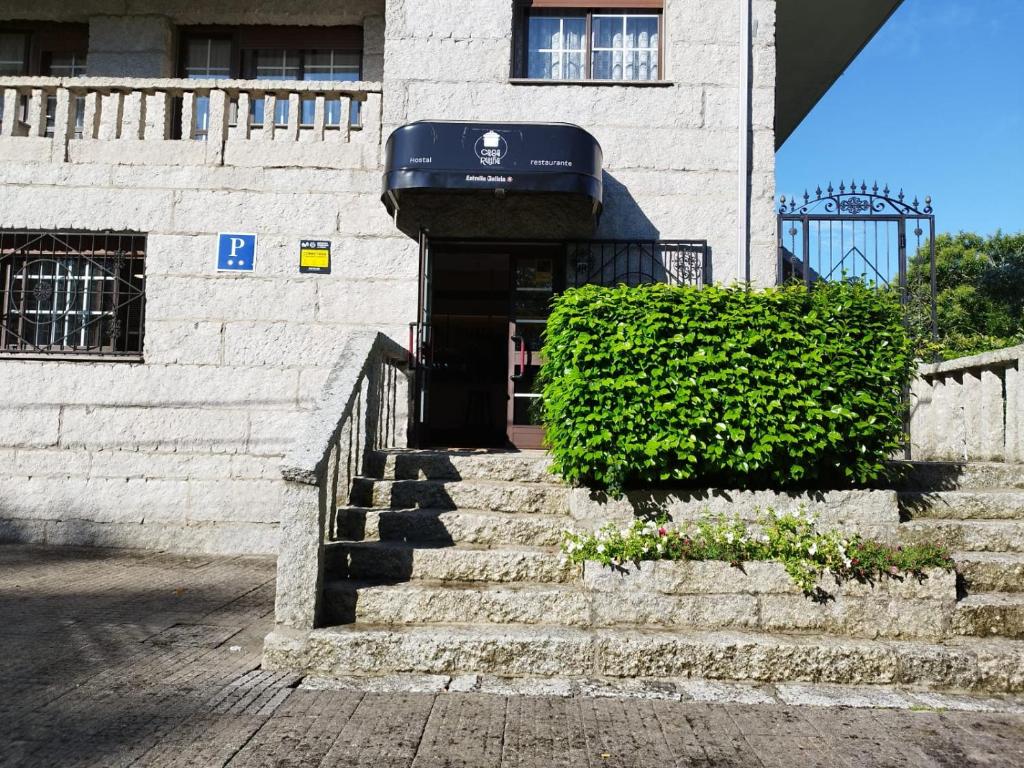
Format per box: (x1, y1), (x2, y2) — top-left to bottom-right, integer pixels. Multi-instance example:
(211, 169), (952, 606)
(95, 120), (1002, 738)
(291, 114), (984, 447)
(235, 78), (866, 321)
(597, 544), (606, 554)
(725, 532), (735, 544)
(808, 543), (818, 556)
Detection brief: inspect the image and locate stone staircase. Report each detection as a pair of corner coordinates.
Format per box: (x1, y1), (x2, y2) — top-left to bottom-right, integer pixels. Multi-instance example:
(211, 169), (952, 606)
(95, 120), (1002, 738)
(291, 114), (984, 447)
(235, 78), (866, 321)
(263, 450), (1024, 693)
(898, 463), (1024, 641)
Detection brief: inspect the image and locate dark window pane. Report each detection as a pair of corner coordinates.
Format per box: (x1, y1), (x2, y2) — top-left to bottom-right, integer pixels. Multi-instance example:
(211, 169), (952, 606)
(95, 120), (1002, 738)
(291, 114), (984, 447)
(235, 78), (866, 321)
(0, 32), (27, 76)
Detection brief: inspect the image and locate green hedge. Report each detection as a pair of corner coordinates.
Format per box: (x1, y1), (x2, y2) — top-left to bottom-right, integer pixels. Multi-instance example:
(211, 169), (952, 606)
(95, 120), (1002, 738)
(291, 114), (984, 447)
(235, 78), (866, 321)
(539, 282), (914, 493)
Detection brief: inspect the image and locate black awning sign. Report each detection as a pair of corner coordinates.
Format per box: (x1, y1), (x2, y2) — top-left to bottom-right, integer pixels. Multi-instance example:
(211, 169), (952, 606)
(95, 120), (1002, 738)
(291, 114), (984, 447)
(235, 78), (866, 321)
(299, 240), (331, 274)
(383, 121), (603, 203)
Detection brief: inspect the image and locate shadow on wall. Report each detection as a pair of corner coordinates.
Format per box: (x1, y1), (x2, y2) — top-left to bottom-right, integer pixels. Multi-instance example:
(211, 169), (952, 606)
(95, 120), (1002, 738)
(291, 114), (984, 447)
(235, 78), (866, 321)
(597, 172), (659, 240)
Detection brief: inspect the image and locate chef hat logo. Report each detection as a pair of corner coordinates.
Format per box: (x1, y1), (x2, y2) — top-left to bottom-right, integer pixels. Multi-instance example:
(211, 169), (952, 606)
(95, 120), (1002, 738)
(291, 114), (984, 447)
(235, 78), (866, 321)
(482, 130), (502, 148)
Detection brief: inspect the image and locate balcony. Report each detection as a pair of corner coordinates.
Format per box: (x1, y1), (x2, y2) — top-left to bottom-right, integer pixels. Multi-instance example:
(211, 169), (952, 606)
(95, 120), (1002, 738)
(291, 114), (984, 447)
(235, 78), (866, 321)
(0, 77), (382, 170)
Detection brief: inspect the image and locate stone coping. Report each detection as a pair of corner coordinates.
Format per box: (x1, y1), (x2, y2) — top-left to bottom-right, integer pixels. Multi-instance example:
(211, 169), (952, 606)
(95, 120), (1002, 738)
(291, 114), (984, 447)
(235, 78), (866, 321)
(0, 75), (383, 94)
(281, 331), (407, 486)
(919, 344), (1024, 376)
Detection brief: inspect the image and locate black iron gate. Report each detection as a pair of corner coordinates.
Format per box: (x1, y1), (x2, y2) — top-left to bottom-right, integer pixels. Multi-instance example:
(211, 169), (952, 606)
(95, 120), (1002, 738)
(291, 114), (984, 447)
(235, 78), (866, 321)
(778, 182), (937, 336)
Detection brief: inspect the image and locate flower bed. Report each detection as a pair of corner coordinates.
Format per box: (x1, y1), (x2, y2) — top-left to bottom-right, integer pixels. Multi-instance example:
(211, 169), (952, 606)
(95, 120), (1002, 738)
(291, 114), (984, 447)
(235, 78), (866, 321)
(561, 509), (954, 596)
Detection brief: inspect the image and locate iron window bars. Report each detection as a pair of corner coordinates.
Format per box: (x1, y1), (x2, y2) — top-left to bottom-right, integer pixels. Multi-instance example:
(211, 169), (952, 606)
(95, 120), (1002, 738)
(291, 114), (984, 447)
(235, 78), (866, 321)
(0, 231), (146, 359)
(564, 239), (709, 288)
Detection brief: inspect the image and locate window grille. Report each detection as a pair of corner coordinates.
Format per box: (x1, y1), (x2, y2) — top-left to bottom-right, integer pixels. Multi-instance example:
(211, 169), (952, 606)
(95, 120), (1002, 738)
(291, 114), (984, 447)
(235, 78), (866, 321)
(565, 240), (708, 288)
(0, 231), (146, 359)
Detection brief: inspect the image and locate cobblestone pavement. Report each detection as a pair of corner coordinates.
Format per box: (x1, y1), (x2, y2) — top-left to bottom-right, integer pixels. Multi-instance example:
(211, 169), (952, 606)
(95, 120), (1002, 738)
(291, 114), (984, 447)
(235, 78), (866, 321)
(3, 544), (1024, 768)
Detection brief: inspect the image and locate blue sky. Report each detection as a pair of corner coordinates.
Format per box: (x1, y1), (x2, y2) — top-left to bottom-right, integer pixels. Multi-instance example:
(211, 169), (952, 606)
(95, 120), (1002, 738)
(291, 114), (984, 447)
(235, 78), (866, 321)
(776, 0), (1024, 237)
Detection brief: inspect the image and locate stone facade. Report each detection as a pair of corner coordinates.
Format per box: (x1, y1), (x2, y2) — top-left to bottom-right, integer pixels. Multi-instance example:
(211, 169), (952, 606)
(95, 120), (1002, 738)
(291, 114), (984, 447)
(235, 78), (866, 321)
(0, 0), (777, 554)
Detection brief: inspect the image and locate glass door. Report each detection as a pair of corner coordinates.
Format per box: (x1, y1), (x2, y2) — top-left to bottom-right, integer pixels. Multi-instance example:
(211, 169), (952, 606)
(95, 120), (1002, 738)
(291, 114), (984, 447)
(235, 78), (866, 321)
(507, 254), (557, 449)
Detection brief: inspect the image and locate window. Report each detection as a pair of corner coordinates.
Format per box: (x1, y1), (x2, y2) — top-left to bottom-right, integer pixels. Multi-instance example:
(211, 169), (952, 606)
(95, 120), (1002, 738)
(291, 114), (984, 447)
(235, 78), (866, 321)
(0, 32), (28, 75)
(516, 3), (663, 82)
(0, 24), (89, 135)
(0, 232), (146, 359)
(184, 37), (232, 78)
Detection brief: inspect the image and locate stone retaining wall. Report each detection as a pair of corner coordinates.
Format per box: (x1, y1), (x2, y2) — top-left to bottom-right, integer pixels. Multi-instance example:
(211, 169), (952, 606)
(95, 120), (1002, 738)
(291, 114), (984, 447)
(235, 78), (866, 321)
(583, 560), (956, 640)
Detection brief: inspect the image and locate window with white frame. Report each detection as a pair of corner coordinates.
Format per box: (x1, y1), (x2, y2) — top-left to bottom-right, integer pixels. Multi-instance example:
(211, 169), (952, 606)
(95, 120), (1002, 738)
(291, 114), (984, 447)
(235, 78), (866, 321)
(517, 5), (662, 82)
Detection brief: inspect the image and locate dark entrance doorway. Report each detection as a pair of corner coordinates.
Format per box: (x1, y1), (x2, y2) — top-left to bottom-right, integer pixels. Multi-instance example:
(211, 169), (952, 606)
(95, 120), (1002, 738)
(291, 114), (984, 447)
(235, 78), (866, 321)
(409, 238), (711, 449)
(414, 241), (560, 449)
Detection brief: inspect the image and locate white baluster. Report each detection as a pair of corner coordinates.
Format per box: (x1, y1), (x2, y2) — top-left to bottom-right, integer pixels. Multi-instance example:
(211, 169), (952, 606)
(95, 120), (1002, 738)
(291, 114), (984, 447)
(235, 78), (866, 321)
(180, 91), (195, 140)
(81, 92), (100, 140)
(231, 92), (251, 140)
(26, 88), (48, 137)
(207, 90), (227, 144)
(283, 92), (300, 141)
(120, 90), (143, 140)
(2, 88), (20, 136)
(261, 93), (276, 140)
(97, 91), (122, 140)
(326, 96), (351, 143)
(51, 88), (72, 153)
(311, 94), (325, 142)
(144, 92), (168, 140)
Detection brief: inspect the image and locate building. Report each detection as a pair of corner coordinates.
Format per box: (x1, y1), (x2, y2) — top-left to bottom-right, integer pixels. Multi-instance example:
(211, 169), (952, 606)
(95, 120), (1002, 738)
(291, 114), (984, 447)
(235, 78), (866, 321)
(0, 1), (901, 555)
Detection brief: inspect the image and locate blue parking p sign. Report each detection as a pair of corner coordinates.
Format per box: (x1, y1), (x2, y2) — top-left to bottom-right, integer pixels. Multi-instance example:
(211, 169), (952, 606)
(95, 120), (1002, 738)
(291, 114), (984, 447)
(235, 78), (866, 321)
(217, 233), (257, 272)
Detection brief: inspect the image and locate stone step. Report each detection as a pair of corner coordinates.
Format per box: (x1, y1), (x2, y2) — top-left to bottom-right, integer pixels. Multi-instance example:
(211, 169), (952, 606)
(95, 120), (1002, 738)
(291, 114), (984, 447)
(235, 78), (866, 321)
(898, 520), (1024, 553)
(954, 593), (1024, 639)
(323, 581), (591, 628)
(263, 625), (1024, 692)
(349, 477), (570, 514)
(320, 579), (952, 639)
(955, 552), (1024, 593)
(336, 507), (570, 547)
(900, 491), (1024, 521)
(369, 449), (554, 483)
(326, 541), (579, 584)
(896, 462), (1024, 492)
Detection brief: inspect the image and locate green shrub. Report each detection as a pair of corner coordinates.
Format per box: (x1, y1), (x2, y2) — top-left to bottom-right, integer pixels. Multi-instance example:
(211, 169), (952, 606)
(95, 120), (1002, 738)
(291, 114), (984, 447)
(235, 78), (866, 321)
(540, 281), (914, 494)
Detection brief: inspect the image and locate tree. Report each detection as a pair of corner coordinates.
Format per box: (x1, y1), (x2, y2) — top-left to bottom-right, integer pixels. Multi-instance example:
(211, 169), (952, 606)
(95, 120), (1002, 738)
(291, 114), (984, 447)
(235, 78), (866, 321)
(907, 231), (1024, 359)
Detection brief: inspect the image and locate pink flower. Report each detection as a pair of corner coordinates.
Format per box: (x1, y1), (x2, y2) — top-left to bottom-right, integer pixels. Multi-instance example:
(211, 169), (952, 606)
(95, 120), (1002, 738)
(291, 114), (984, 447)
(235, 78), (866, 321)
(658, 527), (668, 537)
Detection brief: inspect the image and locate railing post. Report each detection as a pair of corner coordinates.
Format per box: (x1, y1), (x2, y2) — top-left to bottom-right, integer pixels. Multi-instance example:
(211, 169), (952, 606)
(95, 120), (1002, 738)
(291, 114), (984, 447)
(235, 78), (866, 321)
(80, 92), (100, 140)
(120, 90), (144, 140)
(51, 88), (72, 160)
(206, 89), (227, 163)
(26, 88), (47, 137)
(311, 94), (325, 142)
(2, 88), (19, 137)
(231, 92), (251, 141)
(283, 92), (300, 141)
(143, 91), (168, 140)
(97, 91), (122, 140)
(275, 477), (328, 629)
(261, 92), (276, 140)
(180, 91), (195, 141)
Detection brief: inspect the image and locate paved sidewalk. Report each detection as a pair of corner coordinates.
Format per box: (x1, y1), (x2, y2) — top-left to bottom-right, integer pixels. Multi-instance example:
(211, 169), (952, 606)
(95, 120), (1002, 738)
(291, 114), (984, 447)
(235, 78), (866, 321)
(2, 544), (1023, 768)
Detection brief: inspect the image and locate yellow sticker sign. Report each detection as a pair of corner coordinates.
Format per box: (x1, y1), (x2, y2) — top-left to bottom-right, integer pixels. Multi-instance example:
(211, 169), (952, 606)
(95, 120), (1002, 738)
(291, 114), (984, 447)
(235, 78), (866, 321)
(299, 240), (331, 274)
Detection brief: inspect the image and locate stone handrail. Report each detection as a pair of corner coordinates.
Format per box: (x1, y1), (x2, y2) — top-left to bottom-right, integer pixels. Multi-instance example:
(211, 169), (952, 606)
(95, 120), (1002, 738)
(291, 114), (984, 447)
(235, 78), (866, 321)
(275, 331), (410, 629)
(0, 76), (382, 157)
(909, 344), (1024, 463)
